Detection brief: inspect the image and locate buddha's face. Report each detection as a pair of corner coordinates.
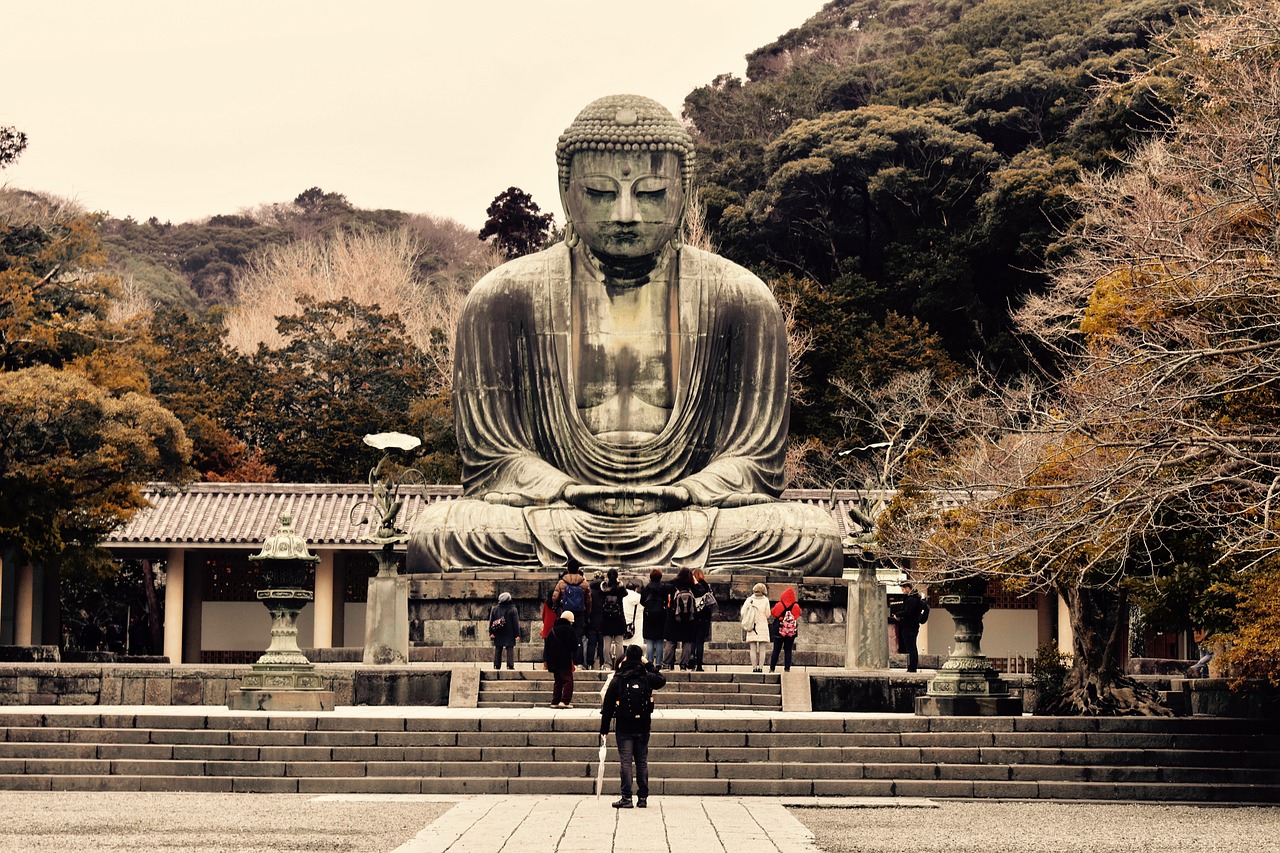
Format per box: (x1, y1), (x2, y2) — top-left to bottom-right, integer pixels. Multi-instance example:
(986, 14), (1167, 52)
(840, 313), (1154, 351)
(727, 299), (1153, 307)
(565, 150), (685, 260)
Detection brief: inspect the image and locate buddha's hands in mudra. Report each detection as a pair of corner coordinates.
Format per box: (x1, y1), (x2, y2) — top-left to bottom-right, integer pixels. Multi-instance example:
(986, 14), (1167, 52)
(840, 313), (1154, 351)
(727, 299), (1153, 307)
(561, 484), (692, 517)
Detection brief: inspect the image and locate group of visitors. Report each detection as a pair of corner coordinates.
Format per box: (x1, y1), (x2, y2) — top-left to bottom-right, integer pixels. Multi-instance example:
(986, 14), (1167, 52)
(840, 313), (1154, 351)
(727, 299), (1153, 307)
(638, 567), (718, 671)
(488, 569), (811, 683)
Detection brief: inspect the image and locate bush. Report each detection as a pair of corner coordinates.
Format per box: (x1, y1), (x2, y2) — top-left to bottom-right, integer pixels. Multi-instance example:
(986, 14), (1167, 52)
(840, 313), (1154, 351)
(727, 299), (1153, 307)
(1029, 642), (1072, 714)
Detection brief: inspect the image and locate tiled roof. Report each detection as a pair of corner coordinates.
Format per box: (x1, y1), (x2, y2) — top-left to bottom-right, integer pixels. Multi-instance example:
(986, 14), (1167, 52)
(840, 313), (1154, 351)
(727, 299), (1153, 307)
(105, 483), (893, 550)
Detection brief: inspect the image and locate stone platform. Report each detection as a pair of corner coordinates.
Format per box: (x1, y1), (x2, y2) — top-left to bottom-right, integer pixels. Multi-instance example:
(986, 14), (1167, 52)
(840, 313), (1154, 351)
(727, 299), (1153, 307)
(407, 570), (852, 666)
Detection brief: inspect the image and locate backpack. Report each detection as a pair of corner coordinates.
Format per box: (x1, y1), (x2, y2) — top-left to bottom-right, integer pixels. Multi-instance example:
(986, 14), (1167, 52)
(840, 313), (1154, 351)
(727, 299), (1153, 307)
(560, 582), (585, 613)
(602, 591), (624, 621)
(919, 597), (930, 624)
(671, 588), (696, 623)
(616, 668), (654, 724)
(778, 610), (798, 638)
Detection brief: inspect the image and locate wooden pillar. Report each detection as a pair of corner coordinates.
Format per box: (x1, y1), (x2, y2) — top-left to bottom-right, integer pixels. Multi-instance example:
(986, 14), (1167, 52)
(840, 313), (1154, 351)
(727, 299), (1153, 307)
(313, 550), (335, 649)
(332, 552), (347, 646)
(183, 552), (204, 665)
(163, 548), (185, 663)
(13, 561), (34, 646)
(1036, 591), (1054, 648)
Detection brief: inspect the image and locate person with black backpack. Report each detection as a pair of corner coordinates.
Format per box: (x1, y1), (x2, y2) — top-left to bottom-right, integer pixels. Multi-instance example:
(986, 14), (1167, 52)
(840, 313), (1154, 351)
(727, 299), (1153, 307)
(599, 644), (666, 809)
(598, 569), (630, 668)
(662, 567), (698, 670)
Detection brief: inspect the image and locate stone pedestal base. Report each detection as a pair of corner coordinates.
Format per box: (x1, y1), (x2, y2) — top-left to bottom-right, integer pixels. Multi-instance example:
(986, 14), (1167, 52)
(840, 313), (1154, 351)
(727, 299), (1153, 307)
(364, 574), (410, 665)
(228, 688), (336, 712)
(845, 563), (888, 671)
(915, 694), (1023, 716)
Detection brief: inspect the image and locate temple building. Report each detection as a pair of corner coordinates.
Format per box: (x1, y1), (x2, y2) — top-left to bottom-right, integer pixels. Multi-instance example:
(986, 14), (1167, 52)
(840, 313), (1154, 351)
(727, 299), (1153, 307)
(0, 481), (1096, 665)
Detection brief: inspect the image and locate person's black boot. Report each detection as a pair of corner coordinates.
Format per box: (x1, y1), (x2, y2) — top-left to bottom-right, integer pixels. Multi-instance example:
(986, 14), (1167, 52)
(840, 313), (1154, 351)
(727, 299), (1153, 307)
(612, 797), (633, 809)
(636, 798), (648, 808)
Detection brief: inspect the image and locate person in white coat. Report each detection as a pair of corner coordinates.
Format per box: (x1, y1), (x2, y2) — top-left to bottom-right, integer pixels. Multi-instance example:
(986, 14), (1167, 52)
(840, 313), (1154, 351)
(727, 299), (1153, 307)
(739, 583), (772, 673)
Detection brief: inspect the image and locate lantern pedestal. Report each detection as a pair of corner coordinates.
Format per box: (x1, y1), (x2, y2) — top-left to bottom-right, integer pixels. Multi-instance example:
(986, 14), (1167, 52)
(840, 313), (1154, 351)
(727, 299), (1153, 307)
(915, 594), (1021, 716)
(228, 515), (335, 712)
(363, 546), (409, 665)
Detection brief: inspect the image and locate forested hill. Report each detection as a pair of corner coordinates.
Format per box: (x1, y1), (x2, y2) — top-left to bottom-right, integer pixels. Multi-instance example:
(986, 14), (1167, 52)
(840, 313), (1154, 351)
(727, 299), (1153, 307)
(683, 0), (1202, 441)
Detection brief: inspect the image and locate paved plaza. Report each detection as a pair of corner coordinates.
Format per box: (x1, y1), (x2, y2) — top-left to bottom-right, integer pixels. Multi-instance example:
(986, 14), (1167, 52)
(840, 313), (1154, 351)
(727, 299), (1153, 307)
(1, 791), (1278, 852)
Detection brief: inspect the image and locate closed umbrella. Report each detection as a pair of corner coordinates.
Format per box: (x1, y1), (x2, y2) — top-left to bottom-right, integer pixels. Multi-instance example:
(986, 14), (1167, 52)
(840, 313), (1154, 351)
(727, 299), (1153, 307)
(595, 734), (608, 799)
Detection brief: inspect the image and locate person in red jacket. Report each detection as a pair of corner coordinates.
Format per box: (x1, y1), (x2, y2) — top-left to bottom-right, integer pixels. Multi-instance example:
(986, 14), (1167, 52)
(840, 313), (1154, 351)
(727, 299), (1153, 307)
(769, 587), (801, 673)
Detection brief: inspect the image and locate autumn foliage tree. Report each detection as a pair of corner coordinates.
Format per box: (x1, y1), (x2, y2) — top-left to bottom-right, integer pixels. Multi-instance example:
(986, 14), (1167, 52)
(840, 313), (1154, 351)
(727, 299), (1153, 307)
(881, 0), (1280, 708)
(0, 189), (190, 584)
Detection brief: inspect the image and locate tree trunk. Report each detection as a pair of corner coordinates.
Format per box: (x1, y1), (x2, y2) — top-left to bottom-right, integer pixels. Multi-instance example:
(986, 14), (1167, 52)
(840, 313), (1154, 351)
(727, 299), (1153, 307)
(1047, 585), (1169, 716)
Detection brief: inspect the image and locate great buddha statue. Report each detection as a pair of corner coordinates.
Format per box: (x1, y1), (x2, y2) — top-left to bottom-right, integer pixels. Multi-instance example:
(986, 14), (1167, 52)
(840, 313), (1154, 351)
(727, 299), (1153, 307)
(407, 94), (841, 576)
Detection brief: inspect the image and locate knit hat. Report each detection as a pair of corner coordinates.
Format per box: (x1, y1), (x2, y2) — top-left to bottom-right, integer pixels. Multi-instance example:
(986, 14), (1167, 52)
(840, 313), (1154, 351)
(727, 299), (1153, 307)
(752, 583), (767, 596)
(561, 610), (575, 623)
(498, 592), (511, 604)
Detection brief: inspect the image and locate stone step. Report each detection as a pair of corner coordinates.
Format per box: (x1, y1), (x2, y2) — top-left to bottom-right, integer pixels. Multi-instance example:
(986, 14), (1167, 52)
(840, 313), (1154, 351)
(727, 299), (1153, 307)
(0, 771), (1275, 801)
(7, 710), (1267, 734)
(4, 743), (1278, 783)
(3, 728), (1277, 766)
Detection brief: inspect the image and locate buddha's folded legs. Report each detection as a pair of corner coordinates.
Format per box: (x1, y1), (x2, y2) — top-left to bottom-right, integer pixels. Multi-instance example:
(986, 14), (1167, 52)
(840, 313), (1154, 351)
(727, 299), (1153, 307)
(407, 499), (842, 577)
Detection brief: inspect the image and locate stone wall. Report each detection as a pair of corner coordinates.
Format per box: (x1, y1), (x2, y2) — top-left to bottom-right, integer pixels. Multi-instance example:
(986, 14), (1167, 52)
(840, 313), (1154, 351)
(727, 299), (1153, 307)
(0, 664), (450, 708)
(407, 571), (851, 666)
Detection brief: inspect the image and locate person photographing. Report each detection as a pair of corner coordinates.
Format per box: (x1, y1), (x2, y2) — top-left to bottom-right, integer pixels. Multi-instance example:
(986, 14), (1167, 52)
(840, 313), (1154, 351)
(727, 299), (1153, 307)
(599, 645), (666, 808)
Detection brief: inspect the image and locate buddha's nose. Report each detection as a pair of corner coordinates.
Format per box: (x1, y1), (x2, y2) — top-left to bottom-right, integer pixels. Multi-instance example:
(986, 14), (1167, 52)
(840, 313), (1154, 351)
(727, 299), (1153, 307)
(612, 191), (638, 224)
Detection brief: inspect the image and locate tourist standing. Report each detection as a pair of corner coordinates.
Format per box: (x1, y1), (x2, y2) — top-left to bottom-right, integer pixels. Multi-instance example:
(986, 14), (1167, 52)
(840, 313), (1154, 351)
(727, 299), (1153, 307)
(890, 581), (929, 673)
(599, 644), (666, 809)
(769, 587), (801, 673)
(739, 583), (771, 672)
(543, 610), (578, 708)
(639, 570), (669, 667)
(586, 570), (606, 669)
(598, 569), (630, 668)
(488, 591), (522, 670)
(662, 568), (698, 670)
(552, 560), (592, 664)
(690, 568), (716, 671)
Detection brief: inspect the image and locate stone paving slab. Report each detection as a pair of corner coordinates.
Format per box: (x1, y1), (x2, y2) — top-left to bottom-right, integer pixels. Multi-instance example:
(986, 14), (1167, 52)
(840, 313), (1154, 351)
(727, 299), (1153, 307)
(303, 794), (933, 853)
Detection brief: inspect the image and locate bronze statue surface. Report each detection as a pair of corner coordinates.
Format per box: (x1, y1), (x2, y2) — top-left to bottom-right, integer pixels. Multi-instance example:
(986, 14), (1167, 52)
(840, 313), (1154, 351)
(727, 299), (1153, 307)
(408, 95), (840, 576)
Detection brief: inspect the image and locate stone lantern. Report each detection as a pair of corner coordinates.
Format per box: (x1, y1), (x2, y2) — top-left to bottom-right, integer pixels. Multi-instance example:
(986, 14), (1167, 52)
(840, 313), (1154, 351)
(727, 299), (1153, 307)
(228, 513), (335, 711)
(915, 579), (1021, 716)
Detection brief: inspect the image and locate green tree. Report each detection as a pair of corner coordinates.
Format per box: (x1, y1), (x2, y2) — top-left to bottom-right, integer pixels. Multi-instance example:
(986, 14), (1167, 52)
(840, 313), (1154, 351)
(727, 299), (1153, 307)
(250, 298), (436, 482)
(478, 187), (555, 260)
(0, 126), (26, 169)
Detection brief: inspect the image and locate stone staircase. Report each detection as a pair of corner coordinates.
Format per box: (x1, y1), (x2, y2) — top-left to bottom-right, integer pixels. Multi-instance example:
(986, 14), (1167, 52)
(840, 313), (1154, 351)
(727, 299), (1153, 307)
(476, 670), (783, 710)
(0, 711), (1277, 801)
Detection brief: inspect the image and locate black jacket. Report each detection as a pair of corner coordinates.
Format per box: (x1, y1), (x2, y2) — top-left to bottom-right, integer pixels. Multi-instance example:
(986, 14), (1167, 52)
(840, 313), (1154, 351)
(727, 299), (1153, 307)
(488, 601), (522, 647)
(894, 591), (928, 633)
(599, 661), (666, 736)
(640, 581), (670, 641)
(599, 581), (630, 635)
(543, 617), (578, 671)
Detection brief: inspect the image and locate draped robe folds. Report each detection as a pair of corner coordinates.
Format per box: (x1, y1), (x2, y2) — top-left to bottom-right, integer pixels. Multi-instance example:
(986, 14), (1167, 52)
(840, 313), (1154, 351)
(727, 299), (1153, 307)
(407, 242), (842, 576)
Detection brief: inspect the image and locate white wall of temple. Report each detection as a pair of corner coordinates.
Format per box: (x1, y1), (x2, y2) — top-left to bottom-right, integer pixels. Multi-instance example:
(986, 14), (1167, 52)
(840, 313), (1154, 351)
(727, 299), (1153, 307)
(197, 601), (370, 651)
(924, 608), (1039, 661)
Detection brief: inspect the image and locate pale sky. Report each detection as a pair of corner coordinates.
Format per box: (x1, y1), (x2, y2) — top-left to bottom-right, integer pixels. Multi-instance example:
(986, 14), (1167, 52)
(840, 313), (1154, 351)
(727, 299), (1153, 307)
(2, 1), (827, 230)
